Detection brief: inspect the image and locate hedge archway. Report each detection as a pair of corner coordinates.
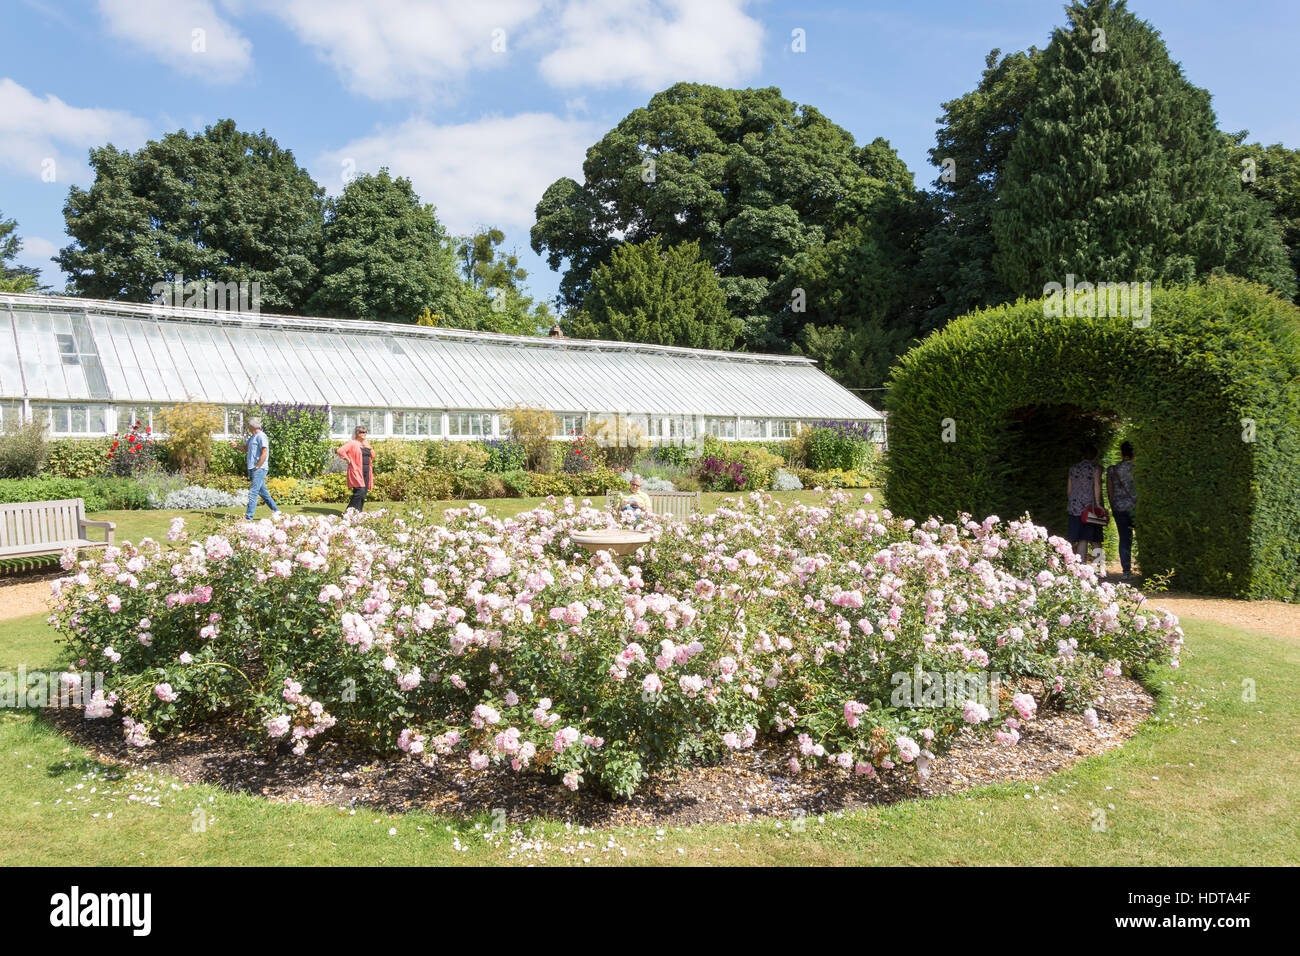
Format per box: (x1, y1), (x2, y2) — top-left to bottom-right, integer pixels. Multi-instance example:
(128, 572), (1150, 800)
(885, 278), (1300, 600)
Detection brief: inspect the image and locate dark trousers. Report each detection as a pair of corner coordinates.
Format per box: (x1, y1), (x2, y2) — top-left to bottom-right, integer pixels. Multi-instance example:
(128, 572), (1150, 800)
(347, 486), (368, 512)
(1114, 510), (1134, 575)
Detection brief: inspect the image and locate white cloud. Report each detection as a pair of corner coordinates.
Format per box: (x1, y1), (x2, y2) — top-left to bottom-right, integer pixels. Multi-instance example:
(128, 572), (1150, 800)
(318, 112), (599, 233)
(0, 78), (151, 183)
(97, 0), (253, 83)
(256, 0), (543, 100)
(13, 236), (60, 277)
(537, 0), (764, 90)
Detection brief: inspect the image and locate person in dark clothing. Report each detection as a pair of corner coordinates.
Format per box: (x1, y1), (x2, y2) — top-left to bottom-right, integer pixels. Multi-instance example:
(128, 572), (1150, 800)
(1107, 441), (1138, 579)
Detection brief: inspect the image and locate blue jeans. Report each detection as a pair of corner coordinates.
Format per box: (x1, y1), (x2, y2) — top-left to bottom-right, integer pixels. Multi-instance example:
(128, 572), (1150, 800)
(246, 467), (278, 519)
(1114, 510), (1134, 575)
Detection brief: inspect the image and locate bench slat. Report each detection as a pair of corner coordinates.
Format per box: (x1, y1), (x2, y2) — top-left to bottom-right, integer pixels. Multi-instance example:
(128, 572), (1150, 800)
(0, 499), (110, 559)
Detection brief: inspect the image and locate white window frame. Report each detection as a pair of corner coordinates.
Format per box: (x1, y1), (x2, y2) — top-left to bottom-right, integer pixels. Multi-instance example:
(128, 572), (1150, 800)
(392, 410), (442, 438)
(330, 408), (387, 439)
(447, 411), (492, 439)
(37, 403), (109, 436)
(705, 417), (737, 440)
(558, 413), (585, 438)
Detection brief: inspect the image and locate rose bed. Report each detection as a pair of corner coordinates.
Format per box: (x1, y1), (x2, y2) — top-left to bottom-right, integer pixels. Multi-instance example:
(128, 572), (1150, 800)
(47, 491), (1181, 800)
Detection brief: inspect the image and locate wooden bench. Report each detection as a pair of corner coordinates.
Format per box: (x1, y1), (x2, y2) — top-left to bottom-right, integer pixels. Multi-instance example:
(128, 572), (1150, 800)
(0, 498), (115, 560)
(606, 488), (701, 522)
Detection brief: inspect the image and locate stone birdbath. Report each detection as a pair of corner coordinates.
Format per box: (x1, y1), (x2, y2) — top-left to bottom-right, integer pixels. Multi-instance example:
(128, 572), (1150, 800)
(569, 527), (651, 558)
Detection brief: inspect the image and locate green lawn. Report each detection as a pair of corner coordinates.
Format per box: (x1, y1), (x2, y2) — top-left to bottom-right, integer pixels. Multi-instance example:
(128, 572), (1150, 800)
(1, 608), (1295, 865)
(63, 489), (866, 552)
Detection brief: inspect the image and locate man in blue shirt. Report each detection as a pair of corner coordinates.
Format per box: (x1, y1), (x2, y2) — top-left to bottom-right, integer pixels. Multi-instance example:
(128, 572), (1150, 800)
(245, 417), (280, 520)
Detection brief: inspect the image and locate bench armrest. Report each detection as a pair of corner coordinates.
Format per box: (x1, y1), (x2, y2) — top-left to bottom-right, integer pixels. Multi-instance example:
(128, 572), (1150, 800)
(79, 518), (116, 546)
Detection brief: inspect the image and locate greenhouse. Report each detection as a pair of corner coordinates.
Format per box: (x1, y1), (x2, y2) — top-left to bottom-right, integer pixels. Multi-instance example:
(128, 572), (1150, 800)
(0, 292), (883, 442)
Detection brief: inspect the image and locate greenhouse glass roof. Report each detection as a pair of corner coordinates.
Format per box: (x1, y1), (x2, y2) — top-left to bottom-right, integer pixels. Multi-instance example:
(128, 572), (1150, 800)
(1, 293), (881, 421)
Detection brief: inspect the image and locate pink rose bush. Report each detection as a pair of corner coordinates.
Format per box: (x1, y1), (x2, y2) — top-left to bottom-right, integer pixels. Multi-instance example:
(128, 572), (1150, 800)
(48, 492), (1181, 798)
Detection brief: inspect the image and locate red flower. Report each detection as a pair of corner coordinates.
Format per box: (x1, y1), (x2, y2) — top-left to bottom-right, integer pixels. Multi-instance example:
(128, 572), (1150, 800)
(111, 442), (119, 449)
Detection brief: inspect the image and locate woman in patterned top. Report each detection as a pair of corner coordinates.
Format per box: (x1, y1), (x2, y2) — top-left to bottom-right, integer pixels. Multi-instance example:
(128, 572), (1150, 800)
(1107, 441), (1137, 580)
(1067, 445), (1104, 561)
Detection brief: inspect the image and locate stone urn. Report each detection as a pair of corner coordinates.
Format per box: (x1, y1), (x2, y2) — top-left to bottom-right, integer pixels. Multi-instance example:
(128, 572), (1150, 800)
(569, 528), (651, 557)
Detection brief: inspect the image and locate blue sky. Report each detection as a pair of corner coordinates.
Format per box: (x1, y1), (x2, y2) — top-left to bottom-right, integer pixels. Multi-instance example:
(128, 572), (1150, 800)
(3, 0), (1297, 309)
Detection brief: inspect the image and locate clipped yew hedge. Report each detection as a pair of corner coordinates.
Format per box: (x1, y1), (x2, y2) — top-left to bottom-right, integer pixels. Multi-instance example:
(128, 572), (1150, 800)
(886, 278), (1300, 600)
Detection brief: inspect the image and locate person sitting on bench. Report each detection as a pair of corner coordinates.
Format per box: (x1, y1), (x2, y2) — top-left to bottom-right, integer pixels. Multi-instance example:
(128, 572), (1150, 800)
(620, 475), (652, 520)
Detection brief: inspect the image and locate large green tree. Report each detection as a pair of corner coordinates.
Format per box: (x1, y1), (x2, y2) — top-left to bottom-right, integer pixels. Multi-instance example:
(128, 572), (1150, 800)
(990, 0), (1294, 298)
(566, 237), (741, 350)
(452, 227), (554, 335)
(308, 169), (470, 324)
(1230, 137), (1300, 302)
(788, 187), (936, 388)
(531, 83), (916, 351)
(56, 119), (324, 310)
(918, 47), (1043, 328)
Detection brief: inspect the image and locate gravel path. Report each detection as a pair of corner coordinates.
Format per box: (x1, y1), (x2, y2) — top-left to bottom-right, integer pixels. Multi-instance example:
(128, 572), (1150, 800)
(1146, 591), (1299, 640)
(0, 578), (56, 621)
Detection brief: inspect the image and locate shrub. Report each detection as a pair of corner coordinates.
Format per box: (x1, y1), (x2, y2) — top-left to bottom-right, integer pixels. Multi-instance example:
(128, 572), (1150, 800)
(622, 471), (675, 491)
(160, 486), (247, 510)
(313, 473), (350, 503)
(500, 469), (531, 497)
(244, 403), (331, 479)
(0, 476), (101, 508)
(692, 445), (781, 492)
(406, 469), (455, 502)
(139, 473), (187, 508)
(648, 443), (694, 469)
(771, 468), (803, 491)
(451, 469), (507, 499)
(424, 441), (490, 471)
(0, 475), (157, 511)
(482, 438), (527, 473)
(45, 438), (112, 478)
(886, 278), (1300, 599)
(49, 496), (1181, 799)
(107, 420), (161, 478)
(370, 440), (425, 475)
(562, 433), (597, 473)
(805, 422), (874, 473)
(158, 403), (222, 472)
(207, 440), (247, 477)
(264, 476), (307, 505)
(501, 405), (559, 471)
(694, 455), (745, 491)
(0, 420), (49, 478)
(203, 474), (247, 496)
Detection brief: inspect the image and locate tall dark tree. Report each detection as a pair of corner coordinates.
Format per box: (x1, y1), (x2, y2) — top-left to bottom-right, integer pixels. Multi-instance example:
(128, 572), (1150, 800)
(0, 212), (48, 292)
(56, 119), (324, 310)
(531, 83), (916, 351)
(308, 169), (470, 324)
(918, 47), (1042, 328)
(789, 184), (937, 389)
(566, 237), (741, 350)
(991, 0), (1294, 298)
(1229, 137), (1300, 302)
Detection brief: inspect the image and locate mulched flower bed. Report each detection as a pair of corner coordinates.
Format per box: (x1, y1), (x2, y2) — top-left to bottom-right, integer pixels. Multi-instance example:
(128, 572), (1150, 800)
(46, 674), (1153, 828)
